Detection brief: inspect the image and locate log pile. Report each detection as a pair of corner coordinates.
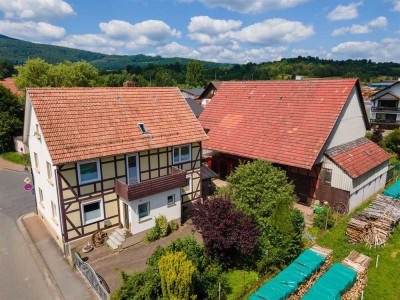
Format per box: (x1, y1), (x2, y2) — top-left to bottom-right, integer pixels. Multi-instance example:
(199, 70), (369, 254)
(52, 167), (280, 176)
(288, 245), (333, 300)
(346, 195), (400, 247)
(342, 251), (371, 300)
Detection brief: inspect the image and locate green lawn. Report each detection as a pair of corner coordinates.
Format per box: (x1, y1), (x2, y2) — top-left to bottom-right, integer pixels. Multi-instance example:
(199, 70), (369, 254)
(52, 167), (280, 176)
(316, 199), (400, 300)
(224, 270), (259, 300)
(1, 152), (30, 166)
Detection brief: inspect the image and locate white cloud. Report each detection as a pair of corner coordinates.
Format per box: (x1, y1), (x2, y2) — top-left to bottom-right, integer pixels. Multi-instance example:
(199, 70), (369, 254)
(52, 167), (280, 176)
(0, 20), (65, 41)
(0, 0), (75, 21)
(188, 17), (314, 46)
(331, 16), (387, 36)
(230, 19), (315, 44)
(392, 0), (400, 11)
(368, 16), (388, 29)
(327, 2), (362, 21)
(155, 42), (200, 58)
(188, 16), (242, 34)
(52, 19), (181, 54)
(331, 39), (400, 62)
(99, 20), (181, 42)
(197, 0), (309, 13)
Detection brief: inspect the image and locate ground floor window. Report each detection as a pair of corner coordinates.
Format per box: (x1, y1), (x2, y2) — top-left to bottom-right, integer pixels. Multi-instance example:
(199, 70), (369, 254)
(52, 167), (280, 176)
(167, 195), (175, 206)
(81, 199), (104, 225)
(138, 202), (149, 218)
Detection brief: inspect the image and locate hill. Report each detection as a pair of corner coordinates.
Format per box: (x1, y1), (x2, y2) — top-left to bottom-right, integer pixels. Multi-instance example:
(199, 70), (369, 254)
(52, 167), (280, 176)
(0, 34), (225, 70)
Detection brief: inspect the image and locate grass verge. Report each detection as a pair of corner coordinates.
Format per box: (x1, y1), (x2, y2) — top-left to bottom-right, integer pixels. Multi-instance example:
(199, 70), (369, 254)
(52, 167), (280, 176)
(1, 152), (30, 166)
(224, 270), (259, 300)
(316, 198), (400, 300)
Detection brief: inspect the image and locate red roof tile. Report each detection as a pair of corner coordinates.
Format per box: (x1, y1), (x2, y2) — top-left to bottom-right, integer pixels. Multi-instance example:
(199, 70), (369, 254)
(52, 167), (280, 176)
(28, 87), (208, 165)
(199, 79), (364, 169)
(325, 137), (392, 178)
(0, 78), (22, 96)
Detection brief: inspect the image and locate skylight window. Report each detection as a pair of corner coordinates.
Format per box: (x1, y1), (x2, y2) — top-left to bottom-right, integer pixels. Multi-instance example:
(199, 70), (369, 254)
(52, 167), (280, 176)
(138, 123), (148, 134)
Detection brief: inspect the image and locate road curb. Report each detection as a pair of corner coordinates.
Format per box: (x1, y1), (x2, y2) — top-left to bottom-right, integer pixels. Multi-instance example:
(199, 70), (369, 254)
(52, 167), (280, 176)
(17, 213), (64, 300)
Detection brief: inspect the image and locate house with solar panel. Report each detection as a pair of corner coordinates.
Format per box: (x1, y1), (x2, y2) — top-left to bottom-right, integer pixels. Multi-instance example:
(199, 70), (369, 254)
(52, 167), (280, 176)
(199, 79), (392, 212)
(23, 87), (207, 251)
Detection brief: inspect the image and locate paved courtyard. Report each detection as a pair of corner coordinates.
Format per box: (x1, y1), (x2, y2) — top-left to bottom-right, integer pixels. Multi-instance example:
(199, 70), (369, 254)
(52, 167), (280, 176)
(81, 221), (202, 292)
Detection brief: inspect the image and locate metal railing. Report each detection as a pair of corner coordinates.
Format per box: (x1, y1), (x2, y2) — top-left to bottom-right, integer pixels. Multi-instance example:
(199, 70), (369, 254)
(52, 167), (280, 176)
(75, 253), (110, 300)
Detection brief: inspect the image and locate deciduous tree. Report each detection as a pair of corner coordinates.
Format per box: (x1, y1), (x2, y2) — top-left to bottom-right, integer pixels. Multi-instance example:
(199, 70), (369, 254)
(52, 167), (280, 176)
(186, 60), (205, 88)
(192, 197), (259, 267)
(0, 85), (23, 151)
(158, 251), (196, 300)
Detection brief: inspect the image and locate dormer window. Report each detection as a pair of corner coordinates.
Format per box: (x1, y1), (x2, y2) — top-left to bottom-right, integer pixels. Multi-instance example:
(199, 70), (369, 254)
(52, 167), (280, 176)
(138, 123), (148, 134)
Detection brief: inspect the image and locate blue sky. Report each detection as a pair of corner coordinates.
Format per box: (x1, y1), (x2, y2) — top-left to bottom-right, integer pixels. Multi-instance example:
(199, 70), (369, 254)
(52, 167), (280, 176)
(0, 0), (399, 63)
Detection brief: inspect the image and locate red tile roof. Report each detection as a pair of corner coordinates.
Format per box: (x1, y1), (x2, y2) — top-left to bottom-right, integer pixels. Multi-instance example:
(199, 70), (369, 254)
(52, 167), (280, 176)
(28, 87), (208, 165)
(199, 79), (365, 169)
(0, 78), (22, 96)
(325, 138), (392, 178)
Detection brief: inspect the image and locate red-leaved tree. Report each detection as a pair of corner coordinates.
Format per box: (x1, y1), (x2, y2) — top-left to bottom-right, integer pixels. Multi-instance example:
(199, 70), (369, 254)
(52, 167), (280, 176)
(191, 198), (259, 267)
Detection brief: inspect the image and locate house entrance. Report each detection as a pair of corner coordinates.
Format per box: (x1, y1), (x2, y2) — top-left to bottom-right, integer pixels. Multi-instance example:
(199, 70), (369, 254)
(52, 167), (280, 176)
(123, 202), (130, 230)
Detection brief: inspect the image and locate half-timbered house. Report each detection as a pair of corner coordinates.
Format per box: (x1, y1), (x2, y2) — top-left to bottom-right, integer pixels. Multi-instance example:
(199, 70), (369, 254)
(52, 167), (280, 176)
(23, 87), (207, 250)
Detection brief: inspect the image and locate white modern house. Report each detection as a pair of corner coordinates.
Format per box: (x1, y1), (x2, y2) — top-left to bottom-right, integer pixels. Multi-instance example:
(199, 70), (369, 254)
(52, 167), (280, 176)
(370, 81), (400, 129)
(23, 87), (207, 251)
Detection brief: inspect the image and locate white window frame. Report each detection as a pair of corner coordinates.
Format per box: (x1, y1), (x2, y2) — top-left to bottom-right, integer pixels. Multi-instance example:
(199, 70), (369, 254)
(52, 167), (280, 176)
(38, 187), (44, 207)
(34, 152), (39, 171)
(167, 194), (175, 206)
(173, 144), (192, 164)
(126, 153), (140, 184)
(46, 161), (53, 181)
(138, 202), (150, 219)
(81, 199), (104, 225)
(77, 159), (101, 184)
(182, 177), (192, 194)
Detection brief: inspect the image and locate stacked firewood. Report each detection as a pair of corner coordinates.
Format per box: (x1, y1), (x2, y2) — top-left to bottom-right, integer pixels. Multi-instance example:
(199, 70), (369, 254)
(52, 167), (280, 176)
(342, 251), (372, 300)
(346, 195), (400, 247)
(288, 245), (333, 300)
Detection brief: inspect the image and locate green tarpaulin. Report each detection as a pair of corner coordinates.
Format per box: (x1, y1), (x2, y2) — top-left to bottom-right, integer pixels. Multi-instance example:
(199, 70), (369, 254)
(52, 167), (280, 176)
(302, 263), (357, 300)
(248, 249), (325, 300)
(383, 179), (400, 199)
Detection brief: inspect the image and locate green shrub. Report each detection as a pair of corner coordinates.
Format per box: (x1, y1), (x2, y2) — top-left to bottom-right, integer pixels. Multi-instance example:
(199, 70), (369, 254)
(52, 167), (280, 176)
(146, 226), (160, 242)
(155, 215), (169, 237)
(169, 220), (179, 232)
(313, 206), (335, 230)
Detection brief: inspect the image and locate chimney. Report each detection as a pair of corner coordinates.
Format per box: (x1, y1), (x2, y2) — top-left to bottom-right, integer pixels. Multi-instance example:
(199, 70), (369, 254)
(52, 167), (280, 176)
(295, 75), (304, 80)
(123, 81), (135, 87)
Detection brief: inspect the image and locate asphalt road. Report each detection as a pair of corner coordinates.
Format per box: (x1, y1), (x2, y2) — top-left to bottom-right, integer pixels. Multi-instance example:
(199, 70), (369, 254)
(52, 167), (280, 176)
(0, 169), (58, 300)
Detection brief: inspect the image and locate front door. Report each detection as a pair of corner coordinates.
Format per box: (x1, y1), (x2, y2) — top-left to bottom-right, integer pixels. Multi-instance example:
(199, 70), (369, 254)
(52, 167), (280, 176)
(127, 154), (139, 184)
(123, 202), (130, 230)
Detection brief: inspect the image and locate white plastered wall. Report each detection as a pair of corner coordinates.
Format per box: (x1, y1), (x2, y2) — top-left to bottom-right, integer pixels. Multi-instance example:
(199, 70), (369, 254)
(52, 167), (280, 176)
(324, 87), (367, 151)
(119, 187), (181, 235)
(28, 98), (62, 239)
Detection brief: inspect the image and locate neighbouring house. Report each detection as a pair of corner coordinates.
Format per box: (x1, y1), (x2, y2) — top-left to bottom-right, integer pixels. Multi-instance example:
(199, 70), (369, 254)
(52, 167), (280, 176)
(181, 88), (204, 100)
(185, 98), (204, 118)
(199, 79), (392, 212)
(23, 87), (207, 251)
(196, 81), (221, 107)
(0, 77), (22, 96)
(369, 80), (400, 129)
(181, 88), (205, 117)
